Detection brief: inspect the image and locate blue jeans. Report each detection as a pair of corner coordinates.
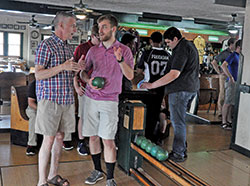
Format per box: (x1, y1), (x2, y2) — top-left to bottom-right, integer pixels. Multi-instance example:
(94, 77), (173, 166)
(168, 91), (197, 157)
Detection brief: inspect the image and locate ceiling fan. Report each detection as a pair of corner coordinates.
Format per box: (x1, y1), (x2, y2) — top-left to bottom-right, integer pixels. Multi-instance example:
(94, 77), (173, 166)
(227, 13), (243, 29)
(16, 15), (51, 29)
(49, 0), (101, 20)
(194, 13), (243, 33)
(72, 0), (102, 19)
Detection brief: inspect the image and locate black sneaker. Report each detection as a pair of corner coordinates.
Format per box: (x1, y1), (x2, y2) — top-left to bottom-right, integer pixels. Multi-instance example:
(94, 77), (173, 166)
(184, 149), (188, 159)
(26, 145), (36, 156)
(168, 151), (186, 163)
(85, 170), (104, 184)
(224, 123), (232, 130)
(221, 123), (232, 130)
(77, 141), (89, 156)
(62, 141), (74, 151)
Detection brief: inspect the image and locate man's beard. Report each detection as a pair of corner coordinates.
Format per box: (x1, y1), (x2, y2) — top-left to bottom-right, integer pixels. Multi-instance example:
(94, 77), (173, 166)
(100, 30), (112, 42)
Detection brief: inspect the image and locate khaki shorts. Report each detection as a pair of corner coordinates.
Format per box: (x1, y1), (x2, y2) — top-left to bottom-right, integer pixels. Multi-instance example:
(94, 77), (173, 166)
(224, 81), (236, 105)
(78, 95), (84, 118)
(82, 95), (118, 140)
(35, 99), (75, 136)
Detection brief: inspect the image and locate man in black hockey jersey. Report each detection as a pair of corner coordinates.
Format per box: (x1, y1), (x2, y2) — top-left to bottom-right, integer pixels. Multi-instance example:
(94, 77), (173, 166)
(137, 31), (170, 143)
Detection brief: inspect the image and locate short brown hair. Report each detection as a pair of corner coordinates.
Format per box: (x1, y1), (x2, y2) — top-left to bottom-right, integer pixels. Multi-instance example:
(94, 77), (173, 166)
(228, 38), (236, 46)
(97, 14), (118, 27)
(91, 24), (99, 35)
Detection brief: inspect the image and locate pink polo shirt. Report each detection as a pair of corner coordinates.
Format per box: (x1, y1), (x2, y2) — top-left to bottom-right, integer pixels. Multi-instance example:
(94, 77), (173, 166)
(84, 40), (134, 101)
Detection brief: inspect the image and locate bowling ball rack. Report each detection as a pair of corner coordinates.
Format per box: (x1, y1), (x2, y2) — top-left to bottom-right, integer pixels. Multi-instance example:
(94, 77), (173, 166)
(130, 143), (210, 186)
(117, 99), (209, 186)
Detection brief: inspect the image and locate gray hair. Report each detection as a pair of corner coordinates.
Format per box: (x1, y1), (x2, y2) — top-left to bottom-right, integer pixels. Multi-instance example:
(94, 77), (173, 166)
(52, 11), (76, 28)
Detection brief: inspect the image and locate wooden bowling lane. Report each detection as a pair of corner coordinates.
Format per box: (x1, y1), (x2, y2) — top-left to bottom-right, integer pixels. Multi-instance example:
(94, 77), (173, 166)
(142, 161), (179, 186)
(1, 161), (140, 186)
(178, 150), (250, 186)
(131, 143), (209, 186)
(162, 124), (232, 154)
(197, 110), (221, 124)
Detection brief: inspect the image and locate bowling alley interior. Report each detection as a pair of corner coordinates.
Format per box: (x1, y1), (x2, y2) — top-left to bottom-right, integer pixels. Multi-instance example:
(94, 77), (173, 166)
(1, 0), (250, 186)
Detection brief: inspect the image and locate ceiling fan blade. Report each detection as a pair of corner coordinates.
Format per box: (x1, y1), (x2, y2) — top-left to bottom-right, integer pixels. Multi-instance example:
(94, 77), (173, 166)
(85, 9), (93, 13)
(91, 11), (102, 16)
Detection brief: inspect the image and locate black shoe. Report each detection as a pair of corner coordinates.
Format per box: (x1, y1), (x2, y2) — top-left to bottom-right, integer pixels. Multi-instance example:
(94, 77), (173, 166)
(221, 123), (232, 130)
(184, 150), (188, 159)
(62, 141), (74, 151)
(26, 145), (36, 156)
(169, 151), (187, 163)
(77, 141), (89, 156)
(184, 141), (188, 158)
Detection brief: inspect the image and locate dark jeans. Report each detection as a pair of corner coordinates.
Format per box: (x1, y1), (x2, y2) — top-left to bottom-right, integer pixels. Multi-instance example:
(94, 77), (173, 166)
(142, 87), (165, 142)
(168, 91), (197, 157)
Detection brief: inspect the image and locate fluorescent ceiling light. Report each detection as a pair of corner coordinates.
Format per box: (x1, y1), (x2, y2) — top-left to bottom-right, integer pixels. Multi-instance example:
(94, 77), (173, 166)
(0, 9), (23, 14)
(228, 29), (238, 34)
(75, 14), (87, 20)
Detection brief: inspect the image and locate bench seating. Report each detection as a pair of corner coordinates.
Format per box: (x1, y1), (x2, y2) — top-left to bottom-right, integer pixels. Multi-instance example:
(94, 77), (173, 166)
(10, 85), (29, 146)
(0, 72), (27, 101)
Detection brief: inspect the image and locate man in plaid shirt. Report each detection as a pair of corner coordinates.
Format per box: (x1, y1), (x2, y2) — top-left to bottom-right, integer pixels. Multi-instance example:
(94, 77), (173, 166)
(35, 12), (83, 186)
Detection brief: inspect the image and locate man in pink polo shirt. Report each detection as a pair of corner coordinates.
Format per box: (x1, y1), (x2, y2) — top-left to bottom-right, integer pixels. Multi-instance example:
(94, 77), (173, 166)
(80, 14), (134, 186)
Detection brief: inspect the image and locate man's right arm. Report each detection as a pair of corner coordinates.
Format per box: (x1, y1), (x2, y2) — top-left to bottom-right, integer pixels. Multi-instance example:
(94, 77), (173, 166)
(221, 60), (234, 83)
(35, 58), (80, 80)
(211, 59), (221, 74)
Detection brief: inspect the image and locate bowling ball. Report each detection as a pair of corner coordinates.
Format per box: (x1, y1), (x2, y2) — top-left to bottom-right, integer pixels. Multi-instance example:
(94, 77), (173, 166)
(92, 77), (105, 88)
(156, 149), (169, 161)
(140, 139), (151, 150)
(150, 146), (161, 157)
(146, 143), (156, 154)
(135, 136), (145, 146)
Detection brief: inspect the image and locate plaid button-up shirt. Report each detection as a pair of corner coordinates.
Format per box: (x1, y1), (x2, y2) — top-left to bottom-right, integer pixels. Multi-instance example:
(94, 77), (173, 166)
(35, 34), (75, 105)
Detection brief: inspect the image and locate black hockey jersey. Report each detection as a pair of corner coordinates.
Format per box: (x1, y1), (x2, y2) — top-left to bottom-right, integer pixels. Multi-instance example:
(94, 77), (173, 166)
(137, 47), (171, 83)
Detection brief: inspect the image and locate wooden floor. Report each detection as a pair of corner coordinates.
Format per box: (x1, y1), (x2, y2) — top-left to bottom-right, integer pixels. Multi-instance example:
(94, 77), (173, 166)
(1, 111), (250, 186)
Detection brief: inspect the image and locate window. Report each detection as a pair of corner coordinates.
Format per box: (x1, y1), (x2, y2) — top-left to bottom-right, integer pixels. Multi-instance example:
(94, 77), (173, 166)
(0, 32), (3, 56)
(8, 33), (21, 56)
(0, 32), (22, 58)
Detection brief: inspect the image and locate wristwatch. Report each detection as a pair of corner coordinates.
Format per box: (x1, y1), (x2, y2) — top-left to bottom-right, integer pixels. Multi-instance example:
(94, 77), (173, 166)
(117, 56), (124, 63)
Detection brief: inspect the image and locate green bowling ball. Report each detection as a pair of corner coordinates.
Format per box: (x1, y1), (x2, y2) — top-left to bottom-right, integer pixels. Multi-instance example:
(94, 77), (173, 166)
(156, 149), (169, 161)
(92, 77), (105, 88)
(135, 136), (145, 146)
(140, 139), (150, 150)
(146, 143), (156, 153)
(150, 146), (161, 157)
